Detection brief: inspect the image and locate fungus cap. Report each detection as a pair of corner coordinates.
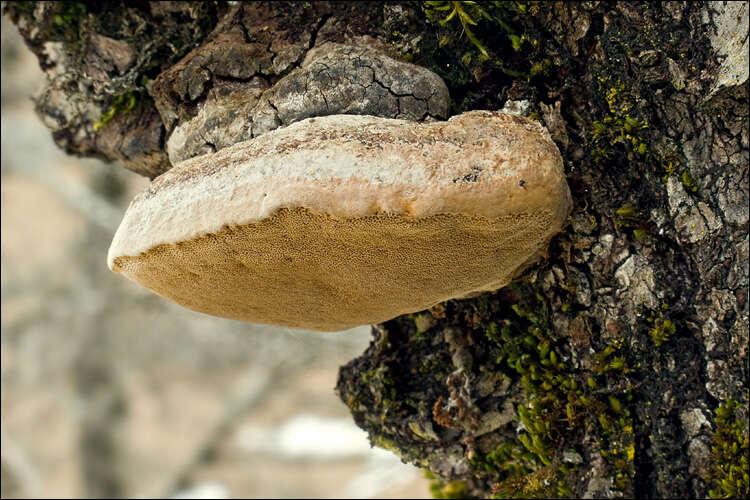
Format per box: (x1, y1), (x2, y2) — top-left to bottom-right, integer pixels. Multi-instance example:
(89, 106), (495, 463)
(108, 111), (572, 331)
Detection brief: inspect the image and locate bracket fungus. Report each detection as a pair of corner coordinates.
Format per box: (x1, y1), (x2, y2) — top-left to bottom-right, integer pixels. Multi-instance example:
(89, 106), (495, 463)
(108, 111), (572, 331)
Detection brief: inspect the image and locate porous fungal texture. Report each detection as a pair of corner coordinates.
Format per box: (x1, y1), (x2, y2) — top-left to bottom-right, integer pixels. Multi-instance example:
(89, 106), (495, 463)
(166, 43), (451, 164)
(109, 111), (572, 331)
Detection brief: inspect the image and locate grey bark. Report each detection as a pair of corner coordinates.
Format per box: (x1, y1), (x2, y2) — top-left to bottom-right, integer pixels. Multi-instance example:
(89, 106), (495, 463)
(4, 1), (747, 498)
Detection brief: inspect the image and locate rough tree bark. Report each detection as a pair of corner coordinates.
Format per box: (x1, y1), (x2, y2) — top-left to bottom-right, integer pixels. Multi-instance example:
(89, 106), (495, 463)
(4, 2), (747, 498)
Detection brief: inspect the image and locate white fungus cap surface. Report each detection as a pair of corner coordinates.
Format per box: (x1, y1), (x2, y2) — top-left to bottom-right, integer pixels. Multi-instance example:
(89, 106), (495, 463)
(108, 111), (572, 331)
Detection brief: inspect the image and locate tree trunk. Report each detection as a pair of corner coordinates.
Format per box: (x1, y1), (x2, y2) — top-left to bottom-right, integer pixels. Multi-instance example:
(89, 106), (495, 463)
(4, 2), (747, 498)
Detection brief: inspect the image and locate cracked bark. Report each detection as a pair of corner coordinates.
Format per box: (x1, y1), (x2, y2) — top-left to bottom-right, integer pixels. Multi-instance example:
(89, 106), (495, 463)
(4, 1), (748, 498)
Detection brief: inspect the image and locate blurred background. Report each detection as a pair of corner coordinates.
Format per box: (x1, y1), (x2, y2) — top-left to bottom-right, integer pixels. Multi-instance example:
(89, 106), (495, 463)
(1, 16), (429, 499)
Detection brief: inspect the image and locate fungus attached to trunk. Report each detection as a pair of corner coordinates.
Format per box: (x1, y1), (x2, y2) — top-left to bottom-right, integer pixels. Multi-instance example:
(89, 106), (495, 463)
(108, 111), (572, 331)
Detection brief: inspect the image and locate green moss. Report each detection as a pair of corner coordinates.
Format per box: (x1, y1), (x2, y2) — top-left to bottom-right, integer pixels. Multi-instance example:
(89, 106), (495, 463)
(614, 204), (650, 241)
(5, 1), (89, 54)
(484, 321), (501, 342)
(51, 2), (87, 30)
(50, 2), (89, 53)
(423, 1), (538, 62)
(469, 283), (589, 497)
(492, 466), (571, 499)
(708, 398), (750, 499)
(681, 170), (699, 193)
(372, 434), (400, 454)
(424, 1), (493, 59)
(93, 92), (137, 131)
(424, 470), (468, 499)
(348, 279), (639, 498)
(587, 340), (636, 491)
(529, 58), (552, 77)
(615, 204), (639, 219)
(662, 161), (678, 182)
(646, 304), (676, 347)
(648, 318), (675, 347)
(419, 0), (539, 109)
(661, 160), (700, 198)
(345, 277), (641, 498)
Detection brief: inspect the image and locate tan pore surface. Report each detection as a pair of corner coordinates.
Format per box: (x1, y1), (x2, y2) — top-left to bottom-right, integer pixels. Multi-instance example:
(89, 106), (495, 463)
(112, 208), (554, 331)
(109, 111), (572, 331)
